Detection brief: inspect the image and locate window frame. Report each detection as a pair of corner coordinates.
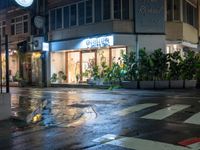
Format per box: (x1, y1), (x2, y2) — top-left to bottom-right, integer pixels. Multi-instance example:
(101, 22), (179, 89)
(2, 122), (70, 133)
(10, 14), (29, 36)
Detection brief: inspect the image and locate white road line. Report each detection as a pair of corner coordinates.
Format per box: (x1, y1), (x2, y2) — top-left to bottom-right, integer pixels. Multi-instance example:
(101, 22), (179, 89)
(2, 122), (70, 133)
(93, 134), (191, 150)
(188, 142), (200, 149)
(112, 103), (158, 116)
(141, 104), (190, 120)
(184, 112), (200, 125)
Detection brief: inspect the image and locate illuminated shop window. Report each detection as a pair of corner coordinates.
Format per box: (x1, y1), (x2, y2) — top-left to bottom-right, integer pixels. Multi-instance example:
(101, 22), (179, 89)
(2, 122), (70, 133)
(112, 48), (126, 64)
(68, 52), (80, 83)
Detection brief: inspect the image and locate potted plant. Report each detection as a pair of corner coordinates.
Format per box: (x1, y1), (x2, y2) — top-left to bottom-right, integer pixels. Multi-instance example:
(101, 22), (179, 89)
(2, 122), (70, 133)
(168, 51), (184, 88)
(151, 49), (169, 89)
(121, 51), (138, 89)
(50, 73), (58, 83)
(195, 53), (200, 88)
(138, 48), (155, 89)
(58, 71), (67, 84)
(181, 51), (197, 88)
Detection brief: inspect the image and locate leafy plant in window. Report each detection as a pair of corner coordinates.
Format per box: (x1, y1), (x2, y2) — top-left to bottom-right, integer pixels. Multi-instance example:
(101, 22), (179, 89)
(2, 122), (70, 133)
(50, 73), (58, 83)
(58, 71), (67, 82)
(99, 51), (109, 79)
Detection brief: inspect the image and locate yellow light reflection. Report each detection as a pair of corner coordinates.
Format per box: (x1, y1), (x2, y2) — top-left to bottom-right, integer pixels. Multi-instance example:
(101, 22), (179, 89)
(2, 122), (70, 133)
(32, 114), (42, 123)
(32, 52), (41, 59)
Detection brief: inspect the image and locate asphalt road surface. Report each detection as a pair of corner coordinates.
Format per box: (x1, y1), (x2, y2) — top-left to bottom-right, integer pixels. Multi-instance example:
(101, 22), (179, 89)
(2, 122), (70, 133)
(0, 87), (199, 150)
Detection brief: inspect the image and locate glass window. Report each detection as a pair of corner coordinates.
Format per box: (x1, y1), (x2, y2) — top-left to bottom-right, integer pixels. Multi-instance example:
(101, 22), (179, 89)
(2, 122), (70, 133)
(70, 4), (77, 26)
(10, 15), (29, 35)
(78, 2), (85, 25)
(122, 0), (129, 19)
(174, 0), (180, 20)
(167, 0), (180, 21)
(16, 23), (23, 34)
(0, 21), (6, 37)
(24, 21), (28, 33)
(11, 25), (15, 35)
(82, 52), (95, 82)
(23, 15), (28, 20)
(2, 26), (5, 37)
(183, 0), (197, 27)
(114, 0), (121, 19)
(103, 0), (111, 20)
(97, 49), (109, 67)
(56, 8), (62, 29)
(167, 0), (173, 21)
(50, 10), (56, 30)
(68, 52), (80, 83)
(64, 6), (70, 28)
(95, 0), (102, 22)
(112, 48), (126, 64)
(86, 0), (93, 23)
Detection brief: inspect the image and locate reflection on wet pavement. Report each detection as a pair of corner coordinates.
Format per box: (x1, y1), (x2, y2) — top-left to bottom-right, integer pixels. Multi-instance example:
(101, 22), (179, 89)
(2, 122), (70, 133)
(10, 89), (96, 130)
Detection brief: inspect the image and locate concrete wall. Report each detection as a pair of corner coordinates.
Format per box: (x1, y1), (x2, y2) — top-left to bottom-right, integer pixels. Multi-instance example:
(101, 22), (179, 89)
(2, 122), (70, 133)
(166, 22), (198, 44)
(138, 35), (166, 53)
(166, 22), (183, 41)
(183, 23), (198, 44)
(49, 21), (133, 41)
(0, 93), (11, 120)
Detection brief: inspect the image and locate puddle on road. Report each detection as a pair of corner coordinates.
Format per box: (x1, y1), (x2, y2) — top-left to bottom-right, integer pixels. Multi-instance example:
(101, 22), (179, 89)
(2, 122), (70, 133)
(11, 94), (96, 131)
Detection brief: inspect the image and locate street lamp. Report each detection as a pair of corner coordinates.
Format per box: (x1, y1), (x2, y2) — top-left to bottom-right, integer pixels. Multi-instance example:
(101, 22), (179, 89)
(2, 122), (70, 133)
(14, 0), (34, 7)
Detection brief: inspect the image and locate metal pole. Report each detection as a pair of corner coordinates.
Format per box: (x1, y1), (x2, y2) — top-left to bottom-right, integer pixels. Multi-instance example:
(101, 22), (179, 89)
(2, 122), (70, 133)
(5, 35), (9, 93)
(0, 36), (2, 93)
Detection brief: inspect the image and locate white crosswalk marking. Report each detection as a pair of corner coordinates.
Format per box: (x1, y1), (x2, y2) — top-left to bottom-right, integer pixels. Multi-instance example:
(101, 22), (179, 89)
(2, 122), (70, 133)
(141, 104), (190, 120)
(113, 103), (158, 116)
(93, 134), (191, 150)
(184, 112), (200, 125)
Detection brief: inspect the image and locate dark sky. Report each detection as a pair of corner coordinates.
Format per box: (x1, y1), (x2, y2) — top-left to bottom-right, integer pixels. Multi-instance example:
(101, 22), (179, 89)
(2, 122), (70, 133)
(0, 0), (11, 9)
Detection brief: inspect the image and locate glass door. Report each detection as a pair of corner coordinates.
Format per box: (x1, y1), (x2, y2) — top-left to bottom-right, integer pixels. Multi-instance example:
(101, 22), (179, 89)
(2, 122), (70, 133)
(81, 51), (95, 82)
(68, 52), (80, 83)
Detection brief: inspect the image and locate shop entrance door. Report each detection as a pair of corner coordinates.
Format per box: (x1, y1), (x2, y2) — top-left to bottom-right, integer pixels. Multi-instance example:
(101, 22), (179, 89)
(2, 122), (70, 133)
(81, 51), (95, 82)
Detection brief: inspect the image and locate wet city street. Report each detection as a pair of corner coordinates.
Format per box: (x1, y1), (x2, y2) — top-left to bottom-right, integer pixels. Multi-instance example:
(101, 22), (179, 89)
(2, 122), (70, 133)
(0, 87), (200, 150)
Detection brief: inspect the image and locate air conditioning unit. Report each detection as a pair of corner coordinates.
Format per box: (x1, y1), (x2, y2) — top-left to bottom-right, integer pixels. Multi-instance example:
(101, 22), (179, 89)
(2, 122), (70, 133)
(33, 36), (44, 51)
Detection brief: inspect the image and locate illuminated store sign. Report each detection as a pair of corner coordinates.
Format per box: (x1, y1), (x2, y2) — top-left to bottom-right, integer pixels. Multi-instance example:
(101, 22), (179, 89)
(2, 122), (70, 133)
(83, 36), (114, 48)
(43, 42), (49, 51)
(15, 0), (34, 7)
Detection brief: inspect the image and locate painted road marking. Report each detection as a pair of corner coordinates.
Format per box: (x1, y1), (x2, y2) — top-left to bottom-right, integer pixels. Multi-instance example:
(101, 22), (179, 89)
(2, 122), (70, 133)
(178, 137), (200, 149)
(184, 112), (200, 125)
(113, 103), (158, 116)
(141, 104), (190, 120)
(93, 134), (191, 150)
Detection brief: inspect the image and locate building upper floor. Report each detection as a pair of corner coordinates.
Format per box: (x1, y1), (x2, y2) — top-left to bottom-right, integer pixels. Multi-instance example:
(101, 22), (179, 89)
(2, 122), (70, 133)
(0, 0), (199, 45)
(166, 0), (199, 44)
(48, 0), (200, 44)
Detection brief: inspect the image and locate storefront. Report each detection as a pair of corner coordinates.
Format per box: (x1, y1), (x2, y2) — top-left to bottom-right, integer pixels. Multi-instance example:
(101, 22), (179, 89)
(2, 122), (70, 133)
(1, 49), (19, 83)
(166, 41), (198, 57)
(20, 52), (42, 85)
(50, 34), (131, 84)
